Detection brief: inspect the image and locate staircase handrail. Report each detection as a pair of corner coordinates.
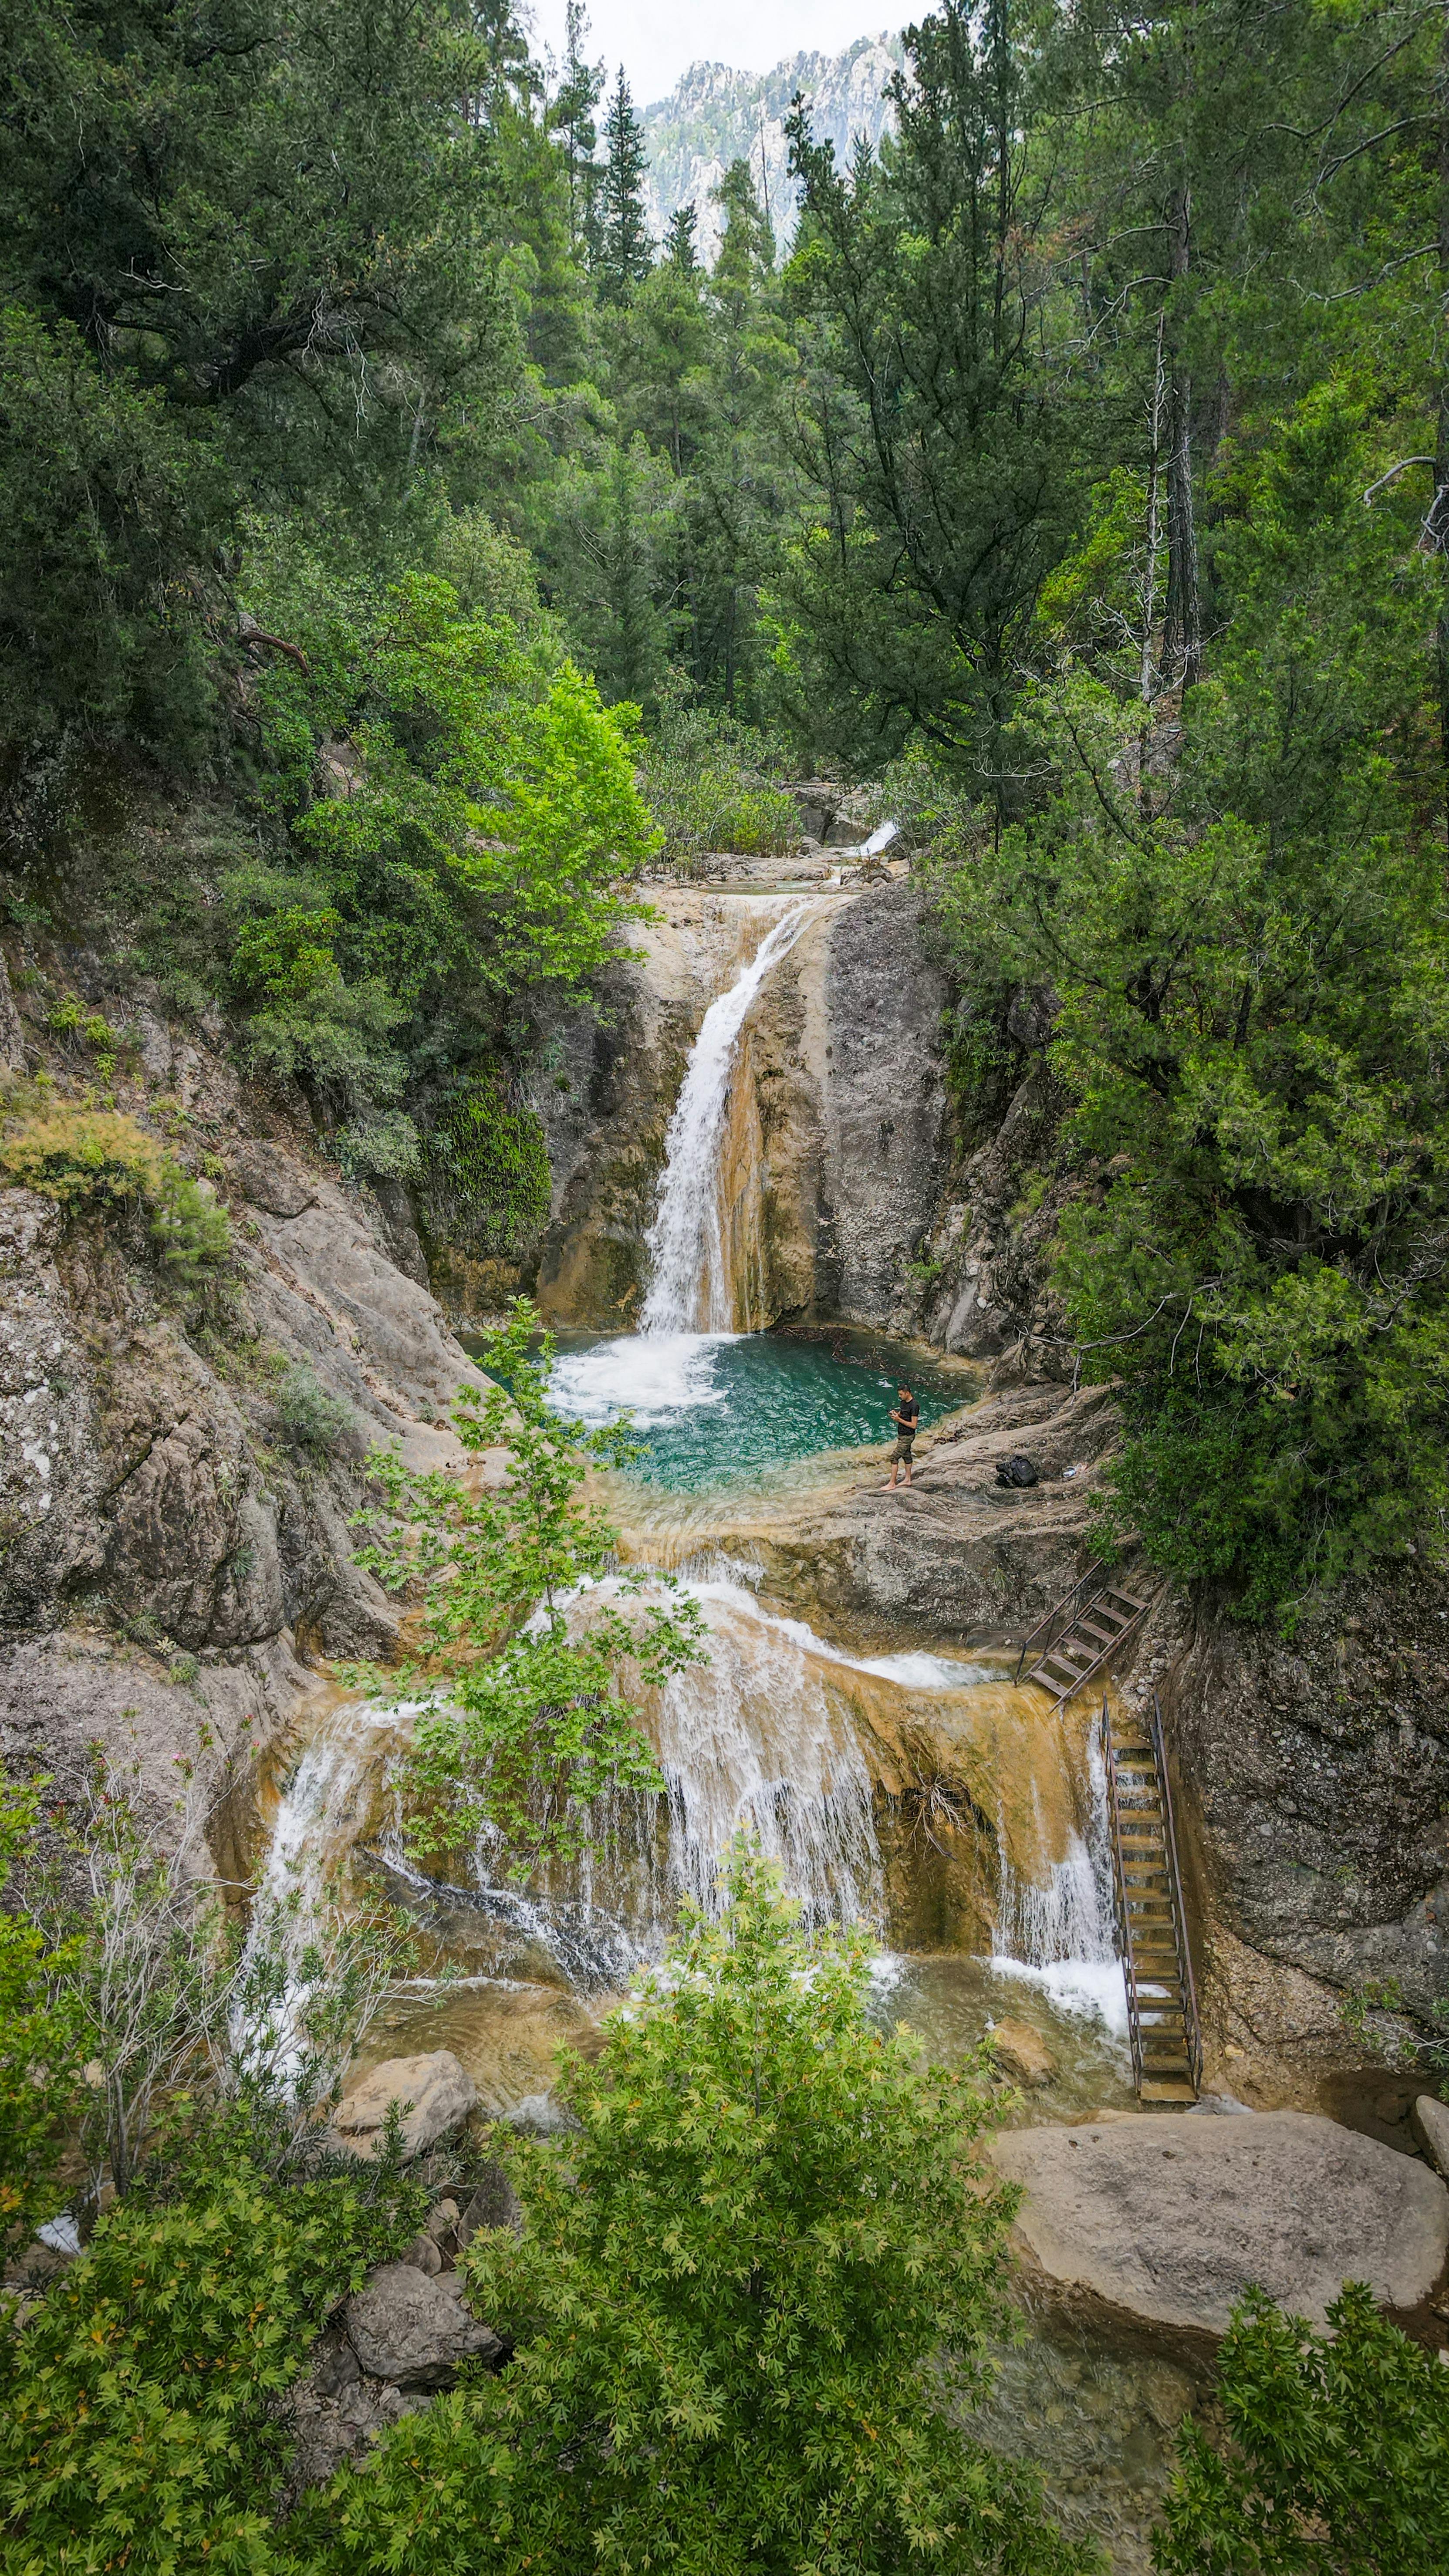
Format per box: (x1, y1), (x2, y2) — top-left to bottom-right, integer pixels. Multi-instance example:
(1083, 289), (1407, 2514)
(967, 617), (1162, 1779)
(1014, 1564), (1111, 1683)
(1148, 1692), (1203, 2095)
(1099, 1696), (1145, 2094)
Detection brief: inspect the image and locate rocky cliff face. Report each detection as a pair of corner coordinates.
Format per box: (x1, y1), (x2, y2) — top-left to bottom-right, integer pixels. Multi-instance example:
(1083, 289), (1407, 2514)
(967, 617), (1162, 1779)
(528, 880), (959, 1337)
(1148, 1571), (1449, 2051)
(0, 943), (483, 1861)
(524, 893), (800, 1330)
(642, 36), (902, 263)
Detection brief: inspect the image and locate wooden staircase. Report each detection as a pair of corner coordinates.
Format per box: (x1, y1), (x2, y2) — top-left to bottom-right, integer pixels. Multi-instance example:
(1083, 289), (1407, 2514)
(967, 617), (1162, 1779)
(1016, 1568), (1149, 1706)
(1101, 1695), (1202, 2104)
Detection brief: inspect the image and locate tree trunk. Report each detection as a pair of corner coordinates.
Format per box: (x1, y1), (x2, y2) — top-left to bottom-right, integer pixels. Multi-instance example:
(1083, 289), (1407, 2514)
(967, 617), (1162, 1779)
(1163, 185), (1202, 691)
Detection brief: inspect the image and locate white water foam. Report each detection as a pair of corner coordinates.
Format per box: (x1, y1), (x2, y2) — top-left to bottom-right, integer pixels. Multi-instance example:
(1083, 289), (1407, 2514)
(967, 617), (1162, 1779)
(549, 1329), (735, 1425)
(989, 1723), (1128, 2039)
(651, 1589), (883, 1929)
(231, 1700), (416, 2079)
(641, 902), (813, 1334)
(675, 1577), (1002, 1691)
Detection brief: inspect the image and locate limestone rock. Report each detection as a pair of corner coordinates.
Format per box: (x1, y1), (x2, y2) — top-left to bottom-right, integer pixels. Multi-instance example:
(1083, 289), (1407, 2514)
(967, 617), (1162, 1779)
(98, 1321), (285, 1648)
(1159, 1561), (1449, 2026)
(344, 2262), (503, 2387)
(530, 881), (950, 1339)
(0, 1188), (101, 1630)
(230, 1138), (317, 1218)
(399, 2232), (444, 2276)
(288, 2330), (388, 2493)
(990, 2018), (1057, 2090)
(991, 2110), (1449, 2354)
(310, 2326), (362, 2398)
(332, 2051), (480, 2160)
(0, 1625), (308, 1888)
(808, 883), (950, 1327)
(757, 1378), (1121, 1641)
(1412, 2094), (1449, 2179)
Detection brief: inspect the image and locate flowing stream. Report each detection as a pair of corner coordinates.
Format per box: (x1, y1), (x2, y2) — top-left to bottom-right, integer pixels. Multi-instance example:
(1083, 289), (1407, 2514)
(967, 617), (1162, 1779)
(240, 888), (1182, 2559)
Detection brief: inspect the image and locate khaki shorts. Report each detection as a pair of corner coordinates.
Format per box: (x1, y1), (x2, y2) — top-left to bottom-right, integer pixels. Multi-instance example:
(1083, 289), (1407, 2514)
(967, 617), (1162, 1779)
(892, 1435), (915, 1462)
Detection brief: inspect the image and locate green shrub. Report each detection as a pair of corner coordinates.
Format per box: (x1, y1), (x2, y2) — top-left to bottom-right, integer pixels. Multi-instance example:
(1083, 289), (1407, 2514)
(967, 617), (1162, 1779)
(0, 1774), (84, 2257)
(274, 1361), (360, 1458)
(0, 1098), (230, 1275)
(0, 2146), (421, 2576)
(416, 1070), (551, 1259)
(220, 859), (409, 1114)
(311, 1846), (1087, 2576)
(639, 700), (798, 862)
(336, 1108), (422, 1182)
(1155, 2281), (1449, 2571)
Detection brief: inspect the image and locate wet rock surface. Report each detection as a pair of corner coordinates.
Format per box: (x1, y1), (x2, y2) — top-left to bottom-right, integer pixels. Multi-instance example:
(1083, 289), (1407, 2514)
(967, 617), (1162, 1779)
(529, 882), (953, 1339)
(991, 2019), (1058, 2091)
(527, 894), (770, 1329)
(747, 1379), (1123, 1637)
(990, 2110), (1449, 2354)
(331, 2052), (481, 2160)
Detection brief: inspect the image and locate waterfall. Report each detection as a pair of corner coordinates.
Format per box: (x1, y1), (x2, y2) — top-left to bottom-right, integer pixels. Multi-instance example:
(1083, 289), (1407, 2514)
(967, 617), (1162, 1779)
(640, 902), (811, 1335)
(988, 1723), (1128, 2035)
(231, 1699), (410, 2080)
(240, 1578), (947, 1990)
(649, 1574), (885, 1928)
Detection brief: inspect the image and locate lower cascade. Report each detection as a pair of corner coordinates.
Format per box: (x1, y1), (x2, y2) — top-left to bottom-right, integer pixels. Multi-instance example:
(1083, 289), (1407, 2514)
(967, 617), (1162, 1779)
(253, 1564), (1129, 2052)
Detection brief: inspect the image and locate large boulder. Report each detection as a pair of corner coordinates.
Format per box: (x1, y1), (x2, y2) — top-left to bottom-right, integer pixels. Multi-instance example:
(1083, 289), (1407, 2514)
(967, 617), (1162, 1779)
(990, 2019), (1057, 2091)
(344, 2262), (503, 2388)
(1412, 2094), (1449, 2179)
(331, 2051), (480, 2160)
(991, 2110), (1449, 2359)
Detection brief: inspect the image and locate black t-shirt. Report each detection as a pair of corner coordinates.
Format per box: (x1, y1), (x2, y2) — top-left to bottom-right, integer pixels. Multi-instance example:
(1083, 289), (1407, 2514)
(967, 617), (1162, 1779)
(897, 1399), (919, 1439)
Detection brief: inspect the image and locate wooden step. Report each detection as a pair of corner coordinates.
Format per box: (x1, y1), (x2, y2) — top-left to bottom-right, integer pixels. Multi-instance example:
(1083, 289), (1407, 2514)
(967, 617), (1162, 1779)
(1140, 2082), (1198, 2105)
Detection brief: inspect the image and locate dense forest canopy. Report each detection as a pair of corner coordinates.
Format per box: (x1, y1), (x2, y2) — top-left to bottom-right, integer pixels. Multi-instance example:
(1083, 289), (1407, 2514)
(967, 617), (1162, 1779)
(3, 0), (1448, 1621)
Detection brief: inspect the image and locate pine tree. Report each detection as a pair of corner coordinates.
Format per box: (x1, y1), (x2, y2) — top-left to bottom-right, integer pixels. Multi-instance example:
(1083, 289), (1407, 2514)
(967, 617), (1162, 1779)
(664, 200), (698, 273)
(551, 0), (603, 249)
(597, 68), (653, 302)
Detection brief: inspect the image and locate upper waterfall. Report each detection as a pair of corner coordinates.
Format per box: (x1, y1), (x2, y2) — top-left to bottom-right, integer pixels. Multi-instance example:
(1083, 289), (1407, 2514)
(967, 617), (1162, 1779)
(640, 902), (812, 1335)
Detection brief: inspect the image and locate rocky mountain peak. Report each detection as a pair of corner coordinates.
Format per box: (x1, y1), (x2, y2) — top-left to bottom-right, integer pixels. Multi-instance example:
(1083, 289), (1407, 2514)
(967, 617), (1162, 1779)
(642, 30), (903, 261)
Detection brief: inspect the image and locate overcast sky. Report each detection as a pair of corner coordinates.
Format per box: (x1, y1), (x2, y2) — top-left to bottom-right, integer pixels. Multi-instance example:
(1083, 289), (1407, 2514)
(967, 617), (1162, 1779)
(531, 2), (888, 109)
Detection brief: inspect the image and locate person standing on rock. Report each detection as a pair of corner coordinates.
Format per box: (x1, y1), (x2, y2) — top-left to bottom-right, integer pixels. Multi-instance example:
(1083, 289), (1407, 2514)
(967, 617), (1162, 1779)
(883, 1384), (919, 1489)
